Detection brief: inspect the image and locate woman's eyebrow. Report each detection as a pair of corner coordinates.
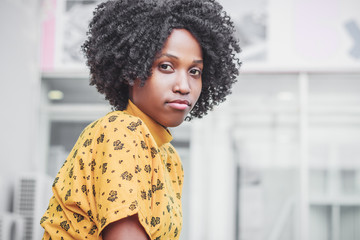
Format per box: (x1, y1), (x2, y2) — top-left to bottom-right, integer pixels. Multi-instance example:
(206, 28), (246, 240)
(157, 53), (203, 63)
(160, 53), (178, 59)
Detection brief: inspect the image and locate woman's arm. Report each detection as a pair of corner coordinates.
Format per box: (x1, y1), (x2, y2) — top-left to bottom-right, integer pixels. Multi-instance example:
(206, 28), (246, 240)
(102, 214), (150, 240)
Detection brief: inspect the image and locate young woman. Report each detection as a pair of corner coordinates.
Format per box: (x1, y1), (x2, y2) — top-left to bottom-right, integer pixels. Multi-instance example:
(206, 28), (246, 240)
(40, 0), (240, 239)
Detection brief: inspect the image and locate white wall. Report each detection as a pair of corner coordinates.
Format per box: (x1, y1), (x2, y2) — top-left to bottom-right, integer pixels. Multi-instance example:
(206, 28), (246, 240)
(0, 0), (42, 212)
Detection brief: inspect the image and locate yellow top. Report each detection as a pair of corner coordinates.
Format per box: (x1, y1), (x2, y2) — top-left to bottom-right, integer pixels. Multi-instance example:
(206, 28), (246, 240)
(41, 101), (184, 240)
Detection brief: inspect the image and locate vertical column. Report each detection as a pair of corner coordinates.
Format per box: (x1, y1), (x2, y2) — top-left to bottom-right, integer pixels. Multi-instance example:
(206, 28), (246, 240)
(329, 142), (340, 240)
(38, 80), (51, 174)
(207, 111), (236, 240)
(188, 104), (236, 240)
(188, 117), (212, 240)
(0, 0), (42, 210)
(331, 205), (340, 240)
(299, 72), (309, 240)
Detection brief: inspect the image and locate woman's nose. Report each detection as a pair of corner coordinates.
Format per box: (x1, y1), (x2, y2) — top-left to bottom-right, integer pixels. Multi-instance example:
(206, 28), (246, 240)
(173, 71), (191, 94)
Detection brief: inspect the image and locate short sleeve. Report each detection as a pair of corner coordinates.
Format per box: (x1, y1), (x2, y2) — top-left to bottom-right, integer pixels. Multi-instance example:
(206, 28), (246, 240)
(91, 114), (152, 237)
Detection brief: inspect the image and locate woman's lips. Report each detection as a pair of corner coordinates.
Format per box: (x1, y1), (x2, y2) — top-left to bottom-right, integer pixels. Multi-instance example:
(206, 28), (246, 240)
(167, 100), (190, 110)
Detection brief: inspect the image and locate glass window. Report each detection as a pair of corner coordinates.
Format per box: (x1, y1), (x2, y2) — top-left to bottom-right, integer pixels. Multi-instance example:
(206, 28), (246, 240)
(232, 73), (300, 240)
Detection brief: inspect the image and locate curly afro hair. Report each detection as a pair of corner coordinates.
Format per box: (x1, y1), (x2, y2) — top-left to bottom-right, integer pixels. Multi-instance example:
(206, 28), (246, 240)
(82, 0), (241, 120)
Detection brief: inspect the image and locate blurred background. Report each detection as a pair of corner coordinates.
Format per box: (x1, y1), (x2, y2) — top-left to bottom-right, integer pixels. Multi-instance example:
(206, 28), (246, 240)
(0, 0), (360, 239)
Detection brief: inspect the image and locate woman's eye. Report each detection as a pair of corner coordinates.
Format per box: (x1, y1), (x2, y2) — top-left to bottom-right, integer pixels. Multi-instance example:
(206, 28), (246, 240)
(190, 68), (202, 76)
(159, 64), (173, 71)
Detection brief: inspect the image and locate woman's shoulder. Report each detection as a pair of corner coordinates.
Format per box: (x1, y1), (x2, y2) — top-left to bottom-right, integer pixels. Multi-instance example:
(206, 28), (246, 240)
(85, 111), (142, 131)
(78, 110), (146, 142)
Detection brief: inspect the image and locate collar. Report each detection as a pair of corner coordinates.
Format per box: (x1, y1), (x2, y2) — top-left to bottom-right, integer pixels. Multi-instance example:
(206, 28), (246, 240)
(125, 100), (173, 146)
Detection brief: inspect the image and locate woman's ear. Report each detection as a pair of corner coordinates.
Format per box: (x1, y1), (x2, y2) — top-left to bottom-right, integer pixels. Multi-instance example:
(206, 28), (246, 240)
(128, 78), (141, 101)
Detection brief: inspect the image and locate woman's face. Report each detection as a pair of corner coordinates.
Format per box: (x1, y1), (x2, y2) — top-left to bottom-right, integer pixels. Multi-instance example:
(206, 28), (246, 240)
(130, 29), (203, 127)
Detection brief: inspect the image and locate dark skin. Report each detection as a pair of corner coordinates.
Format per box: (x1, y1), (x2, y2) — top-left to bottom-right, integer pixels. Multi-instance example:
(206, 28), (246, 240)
(102, 214), (149, 240)
(102, 29), (203, 240)
(130, 29), (203, 128)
